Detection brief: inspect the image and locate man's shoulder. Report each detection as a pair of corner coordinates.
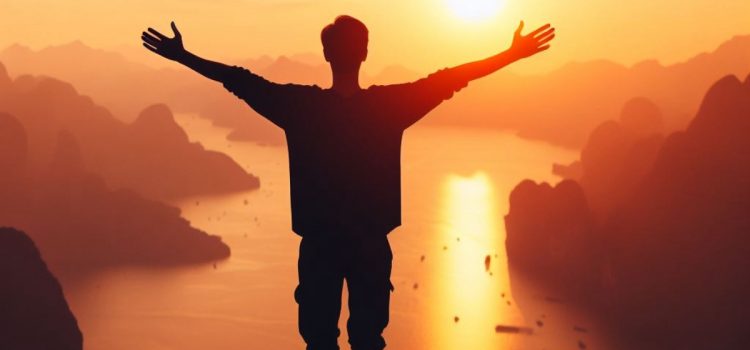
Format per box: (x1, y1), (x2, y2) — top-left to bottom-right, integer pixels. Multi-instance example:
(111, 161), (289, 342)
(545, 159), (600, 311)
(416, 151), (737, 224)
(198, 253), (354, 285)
(224, 67), (324, 95)
(282, 82), (325, 96)
(283, 82), (325, 90)
(365, 81), (417, 97)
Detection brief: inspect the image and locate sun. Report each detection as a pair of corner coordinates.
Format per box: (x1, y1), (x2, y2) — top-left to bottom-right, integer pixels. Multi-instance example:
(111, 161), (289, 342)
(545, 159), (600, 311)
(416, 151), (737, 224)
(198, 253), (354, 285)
(446, 0), (505, 22)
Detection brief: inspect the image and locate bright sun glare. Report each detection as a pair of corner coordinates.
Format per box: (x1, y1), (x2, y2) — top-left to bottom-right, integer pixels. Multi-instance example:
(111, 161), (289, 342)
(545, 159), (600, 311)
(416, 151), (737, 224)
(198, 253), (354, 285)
(446, 0), (505, 21)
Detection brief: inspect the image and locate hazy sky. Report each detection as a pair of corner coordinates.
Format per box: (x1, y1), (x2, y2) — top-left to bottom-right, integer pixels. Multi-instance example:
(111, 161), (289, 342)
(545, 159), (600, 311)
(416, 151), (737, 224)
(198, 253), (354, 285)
(1, 0), (749, 73)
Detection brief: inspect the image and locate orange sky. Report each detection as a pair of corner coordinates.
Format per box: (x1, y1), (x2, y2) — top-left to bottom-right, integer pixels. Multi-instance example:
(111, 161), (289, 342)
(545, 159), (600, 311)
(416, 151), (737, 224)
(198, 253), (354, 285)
(1, 0), (749, 74)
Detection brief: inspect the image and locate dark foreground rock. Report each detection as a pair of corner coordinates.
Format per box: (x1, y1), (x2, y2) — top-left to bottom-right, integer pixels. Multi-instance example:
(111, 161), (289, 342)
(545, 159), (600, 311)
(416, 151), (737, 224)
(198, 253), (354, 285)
(0, 227), (82, 350)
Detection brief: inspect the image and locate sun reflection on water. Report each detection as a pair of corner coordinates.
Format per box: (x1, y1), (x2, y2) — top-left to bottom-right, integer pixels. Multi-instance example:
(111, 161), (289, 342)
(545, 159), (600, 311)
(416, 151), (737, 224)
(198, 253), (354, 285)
(428, 172), (517, 349)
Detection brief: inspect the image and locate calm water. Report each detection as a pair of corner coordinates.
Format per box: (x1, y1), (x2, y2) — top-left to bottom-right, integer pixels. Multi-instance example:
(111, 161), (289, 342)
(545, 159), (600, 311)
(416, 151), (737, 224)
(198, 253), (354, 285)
(58, 114), (618, 350)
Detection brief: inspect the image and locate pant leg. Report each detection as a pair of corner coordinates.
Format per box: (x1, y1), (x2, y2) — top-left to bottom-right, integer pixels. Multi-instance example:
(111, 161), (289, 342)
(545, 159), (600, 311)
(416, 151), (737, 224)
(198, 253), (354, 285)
(345, 236), (393, 350)
(296, 237), (345, 350)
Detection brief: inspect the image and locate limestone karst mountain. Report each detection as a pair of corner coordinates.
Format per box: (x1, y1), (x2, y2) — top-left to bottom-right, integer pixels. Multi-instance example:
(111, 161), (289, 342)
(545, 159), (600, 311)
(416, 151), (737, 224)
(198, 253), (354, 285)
(0, 118), (231, 265)
(0, 61), (259, 201)
(505, 74), (750, 348)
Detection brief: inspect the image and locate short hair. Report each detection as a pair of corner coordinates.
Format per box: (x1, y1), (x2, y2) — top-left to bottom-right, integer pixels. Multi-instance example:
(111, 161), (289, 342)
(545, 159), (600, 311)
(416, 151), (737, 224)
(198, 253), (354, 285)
(321, 15), (368, 63)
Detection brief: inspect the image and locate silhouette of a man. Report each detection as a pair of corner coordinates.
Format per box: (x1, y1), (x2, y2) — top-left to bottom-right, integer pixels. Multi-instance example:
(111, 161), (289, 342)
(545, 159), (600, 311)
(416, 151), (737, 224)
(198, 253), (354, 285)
(143, 16), (554, 350)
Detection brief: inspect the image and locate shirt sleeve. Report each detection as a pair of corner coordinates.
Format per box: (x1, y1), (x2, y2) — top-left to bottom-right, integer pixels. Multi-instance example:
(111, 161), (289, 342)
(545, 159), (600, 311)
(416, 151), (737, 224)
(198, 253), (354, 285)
(222, 66), (308, 129)
(377, 67), (469, 129)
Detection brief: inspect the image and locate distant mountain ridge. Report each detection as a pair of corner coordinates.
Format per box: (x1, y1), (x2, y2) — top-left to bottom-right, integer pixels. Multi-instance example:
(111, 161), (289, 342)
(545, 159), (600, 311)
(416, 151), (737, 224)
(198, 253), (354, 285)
(434, 34), (750, 147)
(2, 35), (749, 147)
(0, 111), (231, 266)
(0, 61), (259, 201)
(0, 59), (250, 266)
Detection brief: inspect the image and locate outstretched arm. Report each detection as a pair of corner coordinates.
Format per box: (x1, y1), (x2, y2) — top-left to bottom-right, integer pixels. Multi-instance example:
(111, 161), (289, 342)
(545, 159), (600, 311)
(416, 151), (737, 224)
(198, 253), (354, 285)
(449, 21), (555, 82)
(141, 21), (303, 129)
(141, 21), (234, 82)
(381, 21), (555, 129)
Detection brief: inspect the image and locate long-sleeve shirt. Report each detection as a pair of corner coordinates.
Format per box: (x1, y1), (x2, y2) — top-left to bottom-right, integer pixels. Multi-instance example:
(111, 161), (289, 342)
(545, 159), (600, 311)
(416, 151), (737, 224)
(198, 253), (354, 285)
(222, 67), (468, 237)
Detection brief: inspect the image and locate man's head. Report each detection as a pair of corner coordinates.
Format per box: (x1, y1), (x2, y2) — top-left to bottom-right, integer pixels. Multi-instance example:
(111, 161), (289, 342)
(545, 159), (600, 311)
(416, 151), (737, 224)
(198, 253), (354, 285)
(321, 15), (368, 70)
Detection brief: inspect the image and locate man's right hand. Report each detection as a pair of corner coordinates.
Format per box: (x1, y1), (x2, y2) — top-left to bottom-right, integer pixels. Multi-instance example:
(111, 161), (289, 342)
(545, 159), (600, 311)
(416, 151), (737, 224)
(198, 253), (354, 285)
(142, 21), (186, 61)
